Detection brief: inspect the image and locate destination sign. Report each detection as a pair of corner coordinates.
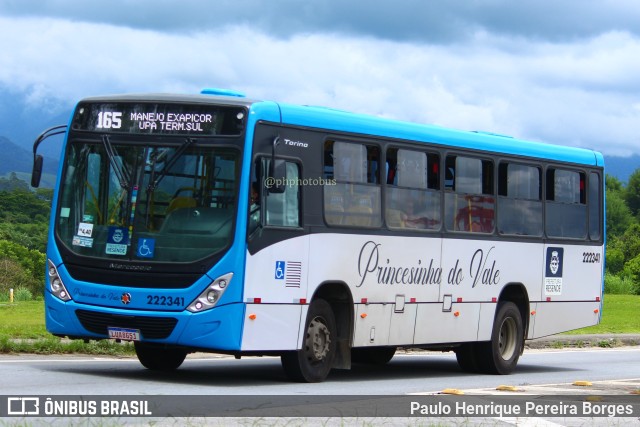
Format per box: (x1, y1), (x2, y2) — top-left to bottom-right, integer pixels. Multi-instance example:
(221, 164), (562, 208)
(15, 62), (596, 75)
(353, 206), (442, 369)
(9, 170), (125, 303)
(71, 102), (246, 135)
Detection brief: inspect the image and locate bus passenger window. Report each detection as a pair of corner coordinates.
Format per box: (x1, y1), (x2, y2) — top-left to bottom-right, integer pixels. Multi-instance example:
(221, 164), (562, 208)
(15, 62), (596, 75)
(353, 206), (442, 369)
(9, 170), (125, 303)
(545, 168), (586, 239)
(588, 172), (601, 240)
(323, 141), (381, 228)
(497, 163), (542, 236)
(444, 155), (495, 233)
(385, 148), (440, 231)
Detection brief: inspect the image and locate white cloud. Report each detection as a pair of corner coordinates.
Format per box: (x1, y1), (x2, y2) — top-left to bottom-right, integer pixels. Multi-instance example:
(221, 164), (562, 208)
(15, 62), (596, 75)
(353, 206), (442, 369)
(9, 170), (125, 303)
(0, 13), (639, 156)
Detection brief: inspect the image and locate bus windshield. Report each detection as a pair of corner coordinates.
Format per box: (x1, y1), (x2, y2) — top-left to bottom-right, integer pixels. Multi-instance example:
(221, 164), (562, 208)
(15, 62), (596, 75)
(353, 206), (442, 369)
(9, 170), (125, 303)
(56, 138), (239, 263)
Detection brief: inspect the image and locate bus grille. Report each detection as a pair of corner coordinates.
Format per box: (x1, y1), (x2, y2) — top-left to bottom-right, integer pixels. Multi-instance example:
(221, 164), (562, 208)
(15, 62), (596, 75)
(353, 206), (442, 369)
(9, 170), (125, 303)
(75, 309), (178, 339)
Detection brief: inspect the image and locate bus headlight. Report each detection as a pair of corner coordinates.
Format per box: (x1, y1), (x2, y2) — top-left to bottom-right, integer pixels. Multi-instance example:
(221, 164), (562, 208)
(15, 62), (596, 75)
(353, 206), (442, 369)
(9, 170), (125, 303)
(187, 273), (233, 313)
(48, 260), (71, 302)
(206, 291), (218, 304)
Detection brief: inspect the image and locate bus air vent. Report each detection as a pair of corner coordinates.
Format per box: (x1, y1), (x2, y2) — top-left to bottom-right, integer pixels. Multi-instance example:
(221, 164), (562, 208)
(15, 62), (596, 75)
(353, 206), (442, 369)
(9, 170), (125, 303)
(75, 309), (178, 339)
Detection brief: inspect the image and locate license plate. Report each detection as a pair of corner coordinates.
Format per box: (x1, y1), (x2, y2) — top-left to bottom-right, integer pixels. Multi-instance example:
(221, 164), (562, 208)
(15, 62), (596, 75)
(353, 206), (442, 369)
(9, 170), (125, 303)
(107, 327), (141, 341)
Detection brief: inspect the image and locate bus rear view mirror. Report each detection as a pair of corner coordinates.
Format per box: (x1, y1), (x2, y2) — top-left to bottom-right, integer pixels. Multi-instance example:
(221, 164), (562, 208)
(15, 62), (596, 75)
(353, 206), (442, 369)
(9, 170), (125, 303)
(30, 124), (68, 188)
(31, 154), (43, 188)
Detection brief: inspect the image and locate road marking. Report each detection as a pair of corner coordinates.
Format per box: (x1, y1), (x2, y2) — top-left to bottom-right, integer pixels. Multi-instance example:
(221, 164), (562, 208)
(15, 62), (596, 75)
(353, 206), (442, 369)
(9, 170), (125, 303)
(410, 378), (640, 396)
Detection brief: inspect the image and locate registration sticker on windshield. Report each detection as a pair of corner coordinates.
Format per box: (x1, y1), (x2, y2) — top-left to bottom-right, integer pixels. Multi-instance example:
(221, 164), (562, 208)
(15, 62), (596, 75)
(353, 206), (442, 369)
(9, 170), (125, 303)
(106, 244), (128, 255)
(106, 226), (129, 255)
(108, 327), (141, 341)
(72, 236), (93, 248)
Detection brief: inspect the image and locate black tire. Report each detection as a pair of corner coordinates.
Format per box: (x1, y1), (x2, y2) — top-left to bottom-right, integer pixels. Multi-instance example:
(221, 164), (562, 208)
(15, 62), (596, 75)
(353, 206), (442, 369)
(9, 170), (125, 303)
(351, 347), (396, 365)
(134, 342), (187, 371)
(477, 301), (524, 374)
(281, 298), (336, 382)
(455, 343), (480, 373)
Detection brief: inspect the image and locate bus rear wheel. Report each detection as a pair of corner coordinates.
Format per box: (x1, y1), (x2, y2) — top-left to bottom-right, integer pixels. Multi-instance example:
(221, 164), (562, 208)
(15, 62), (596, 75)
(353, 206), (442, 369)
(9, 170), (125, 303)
(281, 298), (336, 382)
(477, 301), (523, 374)
(134, 342), (187, 371)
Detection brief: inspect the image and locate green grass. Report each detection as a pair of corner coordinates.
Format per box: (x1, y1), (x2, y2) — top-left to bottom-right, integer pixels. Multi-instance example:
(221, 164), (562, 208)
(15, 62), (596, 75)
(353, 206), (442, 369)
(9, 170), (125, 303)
(0, 300), (47, 338)
(562, 294), (640, 335)
(0, 295), (638, 354)
(0, 301), (134, 355)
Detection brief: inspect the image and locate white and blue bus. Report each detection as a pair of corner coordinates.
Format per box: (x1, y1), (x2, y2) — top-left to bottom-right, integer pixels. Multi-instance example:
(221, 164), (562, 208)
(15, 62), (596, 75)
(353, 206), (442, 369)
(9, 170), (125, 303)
(32, 89), (604, 382)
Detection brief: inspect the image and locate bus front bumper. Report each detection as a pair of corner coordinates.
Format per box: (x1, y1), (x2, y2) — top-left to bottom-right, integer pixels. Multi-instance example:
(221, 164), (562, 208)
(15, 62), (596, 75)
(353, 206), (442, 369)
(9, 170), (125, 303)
(45, 291), (245, 351)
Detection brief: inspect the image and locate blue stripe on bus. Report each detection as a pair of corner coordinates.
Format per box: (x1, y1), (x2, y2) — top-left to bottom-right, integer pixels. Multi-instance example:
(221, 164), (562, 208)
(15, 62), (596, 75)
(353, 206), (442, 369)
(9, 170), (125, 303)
(270, 102), (600, 166)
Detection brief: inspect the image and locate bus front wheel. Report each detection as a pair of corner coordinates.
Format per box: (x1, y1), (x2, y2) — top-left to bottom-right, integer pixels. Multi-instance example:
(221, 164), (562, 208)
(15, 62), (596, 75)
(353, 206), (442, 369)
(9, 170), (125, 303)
(134, 342), (187, 371)
(281, 298), (336, 382)
(478, 301), (523, 374)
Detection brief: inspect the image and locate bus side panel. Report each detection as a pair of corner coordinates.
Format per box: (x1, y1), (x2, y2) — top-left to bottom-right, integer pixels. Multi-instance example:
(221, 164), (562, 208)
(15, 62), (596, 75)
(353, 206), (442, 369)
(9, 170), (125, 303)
(541, 244), (604, 302)
(476, 302), (498, 341)
(244, 237), (310, 304)
(353, 304), (392, 347)
(243, 238), (309, 351)
(532, 301), (601, 338)
(439, 240), (542, 309)
(413, 302), (481, 344)
(240, 304), (303, 351)
(527, 302), (538, 339)
(307, 234), (442, 307)
(389, 302), (418, 345)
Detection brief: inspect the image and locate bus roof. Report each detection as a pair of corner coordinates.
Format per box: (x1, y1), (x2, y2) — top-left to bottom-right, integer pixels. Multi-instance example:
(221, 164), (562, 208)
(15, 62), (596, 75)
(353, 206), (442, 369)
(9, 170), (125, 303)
(272, 102), (604, 168)
(77, 93), (604, 167)
(80, 93), (257, 108)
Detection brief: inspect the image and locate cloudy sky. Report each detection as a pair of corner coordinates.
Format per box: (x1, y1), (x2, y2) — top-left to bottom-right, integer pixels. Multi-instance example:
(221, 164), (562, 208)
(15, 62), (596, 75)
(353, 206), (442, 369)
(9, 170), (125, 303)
(1, 0), (639, 156)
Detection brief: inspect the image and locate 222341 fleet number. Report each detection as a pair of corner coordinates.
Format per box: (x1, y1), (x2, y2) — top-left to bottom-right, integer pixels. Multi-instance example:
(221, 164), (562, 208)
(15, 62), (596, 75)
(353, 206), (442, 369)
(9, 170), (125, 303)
(146, 295), (185, 306)
(582, 252), (601, 263)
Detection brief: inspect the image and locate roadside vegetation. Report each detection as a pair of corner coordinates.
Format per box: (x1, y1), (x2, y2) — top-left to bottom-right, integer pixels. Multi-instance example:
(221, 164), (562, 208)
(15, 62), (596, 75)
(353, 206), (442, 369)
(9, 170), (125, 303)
(0, 173), (639, 354)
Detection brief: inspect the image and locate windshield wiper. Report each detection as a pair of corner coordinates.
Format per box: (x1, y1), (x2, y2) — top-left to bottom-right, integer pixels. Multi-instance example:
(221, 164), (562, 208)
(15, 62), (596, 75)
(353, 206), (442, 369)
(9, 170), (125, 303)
(144, 138), (194, 227)
(146, 137), (194, 193)
(101, 135), (131, 189)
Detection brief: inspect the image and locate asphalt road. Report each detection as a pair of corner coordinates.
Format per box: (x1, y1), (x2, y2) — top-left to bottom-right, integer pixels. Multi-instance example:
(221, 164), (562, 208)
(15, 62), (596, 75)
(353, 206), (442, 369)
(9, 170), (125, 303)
(1, 347), (638, 425)
(1, 346), (638, 395)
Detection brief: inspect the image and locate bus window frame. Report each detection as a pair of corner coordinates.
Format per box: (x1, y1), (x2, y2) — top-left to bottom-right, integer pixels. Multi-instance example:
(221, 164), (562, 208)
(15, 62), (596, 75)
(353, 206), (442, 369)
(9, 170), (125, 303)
(544, 165), (588, 240)
(322, 139), (382, 228)
(496, 160), (543, 238)
(384, 145), (442, 232)
(443, 152), (496, 234)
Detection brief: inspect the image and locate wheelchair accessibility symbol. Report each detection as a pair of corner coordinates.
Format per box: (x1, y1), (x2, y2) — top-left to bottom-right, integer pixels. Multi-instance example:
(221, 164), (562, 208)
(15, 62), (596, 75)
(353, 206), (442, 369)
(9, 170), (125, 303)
(275, 261), (285, 280)
(137, 238), (155, 258)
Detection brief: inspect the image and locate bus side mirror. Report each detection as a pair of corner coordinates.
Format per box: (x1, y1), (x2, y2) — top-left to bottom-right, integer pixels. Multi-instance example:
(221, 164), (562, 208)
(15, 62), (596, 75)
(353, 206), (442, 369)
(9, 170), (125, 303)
(30, 125), (68, 188)
(31, 154), (43, 188)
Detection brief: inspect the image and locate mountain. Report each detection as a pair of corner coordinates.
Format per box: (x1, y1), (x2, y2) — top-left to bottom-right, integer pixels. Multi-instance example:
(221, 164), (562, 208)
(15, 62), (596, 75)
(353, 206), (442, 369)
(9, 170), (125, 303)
(0, 136), (58, 179)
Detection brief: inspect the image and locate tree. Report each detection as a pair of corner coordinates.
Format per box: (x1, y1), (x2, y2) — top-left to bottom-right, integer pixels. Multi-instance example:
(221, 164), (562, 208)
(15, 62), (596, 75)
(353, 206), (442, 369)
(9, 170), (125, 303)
(606, 188), (634, 238)
(0, 239), (46, 296)
(606, 174), (624, 193)
(625, 169), (640, 217)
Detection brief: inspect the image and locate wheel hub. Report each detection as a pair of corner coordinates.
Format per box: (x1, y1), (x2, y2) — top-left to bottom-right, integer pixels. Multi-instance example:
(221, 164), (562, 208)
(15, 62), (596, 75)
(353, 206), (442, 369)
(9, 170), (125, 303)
(498, 317), (518, 360)
(306, 317), (331, 361)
